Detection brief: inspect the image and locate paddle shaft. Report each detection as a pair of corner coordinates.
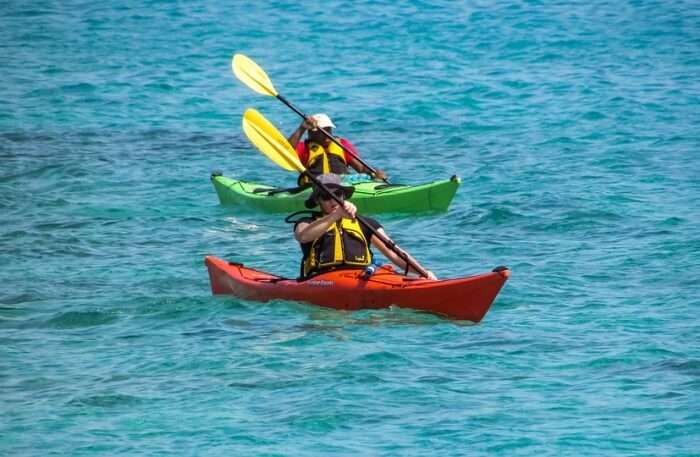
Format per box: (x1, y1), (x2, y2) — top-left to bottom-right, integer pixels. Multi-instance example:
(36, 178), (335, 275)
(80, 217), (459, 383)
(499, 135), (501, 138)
(276, 94), (391, 184)
(303, 170), (429, 278)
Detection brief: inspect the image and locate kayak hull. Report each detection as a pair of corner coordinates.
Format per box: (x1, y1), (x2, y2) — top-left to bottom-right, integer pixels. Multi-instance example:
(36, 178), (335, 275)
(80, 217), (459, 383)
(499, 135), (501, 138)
(205, 256), (509, 322)
(211, 174), (460, 214)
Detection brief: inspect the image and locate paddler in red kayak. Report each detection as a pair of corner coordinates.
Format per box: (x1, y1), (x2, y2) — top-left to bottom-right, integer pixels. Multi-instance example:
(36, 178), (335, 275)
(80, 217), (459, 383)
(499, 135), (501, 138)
(293, 173), (436, 280)
(287, 113), (388, 185)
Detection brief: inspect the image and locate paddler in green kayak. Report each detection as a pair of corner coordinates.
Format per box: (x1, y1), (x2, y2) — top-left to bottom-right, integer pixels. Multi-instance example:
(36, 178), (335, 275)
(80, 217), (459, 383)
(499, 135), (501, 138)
(293, 173), (436, 280)
(287, 113), (388, 185)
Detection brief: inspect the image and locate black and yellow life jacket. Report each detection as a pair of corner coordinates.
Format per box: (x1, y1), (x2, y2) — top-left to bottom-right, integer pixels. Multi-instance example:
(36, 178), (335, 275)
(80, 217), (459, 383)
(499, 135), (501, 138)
(301, 215), (372, 278)
(298, 141), (348, 185)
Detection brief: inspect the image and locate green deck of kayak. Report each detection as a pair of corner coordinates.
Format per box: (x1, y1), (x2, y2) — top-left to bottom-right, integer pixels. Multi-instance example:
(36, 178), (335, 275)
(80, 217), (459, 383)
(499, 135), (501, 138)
(211, 174), (460, 214)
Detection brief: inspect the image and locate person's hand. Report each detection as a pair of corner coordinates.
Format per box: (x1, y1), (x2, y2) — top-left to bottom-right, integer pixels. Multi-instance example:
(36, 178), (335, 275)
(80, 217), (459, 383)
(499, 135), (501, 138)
(301, 116), (317, 131)
(425, 270), (437, 280)
(332, 200), (357, 220)
(372, 169), (387, 181)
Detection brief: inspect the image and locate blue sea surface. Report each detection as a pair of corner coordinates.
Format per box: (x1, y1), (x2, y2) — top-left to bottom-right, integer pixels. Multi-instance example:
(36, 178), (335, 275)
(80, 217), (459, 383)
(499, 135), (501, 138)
(2, 1), (699, 455)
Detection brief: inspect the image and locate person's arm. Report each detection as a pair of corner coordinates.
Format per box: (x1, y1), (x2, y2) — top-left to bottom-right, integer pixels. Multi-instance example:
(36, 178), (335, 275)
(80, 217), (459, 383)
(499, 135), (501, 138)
(294, 202), (357, 243)
(287, 117), (316, 148)
(342, 140), (387, 180)
(348, 157), (387, 181)
(370, 228), (437, 279)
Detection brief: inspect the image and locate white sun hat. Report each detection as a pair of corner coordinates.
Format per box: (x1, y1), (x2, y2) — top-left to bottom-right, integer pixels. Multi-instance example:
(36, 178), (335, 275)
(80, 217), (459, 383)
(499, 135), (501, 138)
(311, 113), (336, 129)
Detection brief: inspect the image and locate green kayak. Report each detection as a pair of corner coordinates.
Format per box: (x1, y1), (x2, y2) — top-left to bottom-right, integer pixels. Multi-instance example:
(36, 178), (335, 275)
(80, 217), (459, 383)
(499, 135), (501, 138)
(211, 173), (460, 214)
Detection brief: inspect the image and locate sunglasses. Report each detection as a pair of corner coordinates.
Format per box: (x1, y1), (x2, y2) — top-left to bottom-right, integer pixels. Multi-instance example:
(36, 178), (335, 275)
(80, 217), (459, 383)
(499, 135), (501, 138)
(319, 189), (345, 201)
(310, 127), (333, 137)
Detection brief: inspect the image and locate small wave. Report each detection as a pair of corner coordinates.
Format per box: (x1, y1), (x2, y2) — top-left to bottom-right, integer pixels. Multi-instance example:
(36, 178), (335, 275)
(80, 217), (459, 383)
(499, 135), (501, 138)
(653, 359), (700, 376)
(582, 111), (607, 121)
(0, 293), (40, 306)
(466, 205), (526, 226)
(68, 393), (142, 408)
(45, 310), (118, 329)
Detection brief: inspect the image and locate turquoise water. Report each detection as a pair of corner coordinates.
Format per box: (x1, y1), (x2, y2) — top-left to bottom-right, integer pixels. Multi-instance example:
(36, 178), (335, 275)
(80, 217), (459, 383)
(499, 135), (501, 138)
(2, 0), (699, 455)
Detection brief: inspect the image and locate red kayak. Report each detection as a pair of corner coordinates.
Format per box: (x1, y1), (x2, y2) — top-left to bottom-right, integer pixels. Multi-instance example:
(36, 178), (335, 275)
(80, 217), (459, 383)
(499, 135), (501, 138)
(205, 256), (510, 322)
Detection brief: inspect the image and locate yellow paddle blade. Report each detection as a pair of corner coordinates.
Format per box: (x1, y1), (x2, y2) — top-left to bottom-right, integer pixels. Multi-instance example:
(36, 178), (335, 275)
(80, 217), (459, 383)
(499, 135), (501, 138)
(242, 108), (305, 173)
(232, 54), (278, 97)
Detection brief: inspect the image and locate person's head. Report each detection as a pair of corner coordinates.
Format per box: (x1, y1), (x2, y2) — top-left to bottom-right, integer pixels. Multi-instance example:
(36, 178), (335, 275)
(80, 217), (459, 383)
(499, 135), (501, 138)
(308, 113), (335, 147)
(304, 173), (354, 213)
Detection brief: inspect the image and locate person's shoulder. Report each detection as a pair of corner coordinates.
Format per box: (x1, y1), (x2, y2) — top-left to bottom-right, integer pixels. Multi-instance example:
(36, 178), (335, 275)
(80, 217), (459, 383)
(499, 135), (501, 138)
(340, 138), (358, 152)
(339, 137), (355, 148)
